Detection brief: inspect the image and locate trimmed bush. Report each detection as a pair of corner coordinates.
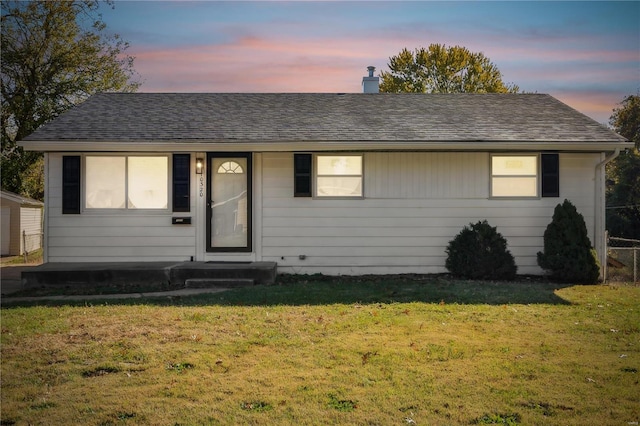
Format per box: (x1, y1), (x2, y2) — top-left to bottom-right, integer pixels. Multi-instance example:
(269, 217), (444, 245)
(537, 199), (600, 284)
(445, 220), (517, 280)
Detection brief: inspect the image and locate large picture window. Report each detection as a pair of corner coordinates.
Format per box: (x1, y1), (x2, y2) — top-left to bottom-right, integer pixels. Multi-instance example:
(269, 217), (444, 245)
(491, 155), (538, 197)
(85, 156), (168, 209)
(316, 155), (363, 197)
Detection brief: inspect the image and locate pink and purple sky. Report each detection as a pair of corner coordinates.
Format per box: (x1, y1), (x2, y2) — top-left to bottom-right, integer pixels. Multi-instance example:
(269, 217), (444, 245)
(102, 1), (639, 124)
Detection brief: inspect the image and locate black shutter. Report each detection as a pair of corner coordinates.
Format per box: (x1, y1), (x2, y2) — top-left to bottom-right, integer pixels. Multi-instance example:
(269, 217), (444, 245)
(62, 156), (81, 214)
(294, 153), (312, 197)
(541, 153), (560, 197)
(173, 154), (191, 212)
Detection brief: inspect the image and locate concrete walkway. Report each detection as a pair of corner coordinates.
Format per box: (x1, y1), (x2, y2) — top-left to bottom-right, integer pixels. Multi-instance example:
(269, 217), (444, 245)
(0, 263), (230, 303)
(1, 264), (34, 295)
(2, 286), (229, 303)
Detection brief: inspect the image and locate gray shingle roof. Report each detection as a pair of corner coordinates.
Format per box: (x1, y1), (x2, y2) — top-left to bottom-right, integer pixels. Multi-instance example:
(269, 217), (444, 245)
(22, 92), (627, 143)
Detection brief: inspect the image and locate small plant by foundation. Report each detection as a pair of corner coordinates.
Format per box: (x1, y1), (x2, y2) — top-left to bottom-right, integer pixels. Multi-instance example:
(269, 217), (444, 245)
(446, 220), (517, 280)
(537, 199), (600, 283)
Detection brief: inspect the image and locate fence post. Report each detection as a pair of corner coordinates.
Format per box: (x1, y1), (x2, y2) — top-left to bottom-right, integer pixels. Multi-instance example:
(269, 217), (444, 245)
(634, 248), (637, 284)
(604, 230), (608, 283)
(22, 230), (27, 263)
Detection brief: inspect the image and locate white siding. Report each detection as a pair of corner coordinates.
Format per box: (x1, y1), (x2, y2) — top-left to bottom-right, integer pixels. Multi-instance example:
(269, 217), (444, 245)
(2, 200), (21, 256)
(1, 206), (11, 255)
(20, 207), (42, 253)
(366, 152), (488, 199)
(46, 154), (197, 262)
(262, 152), (599, 275)
(0, 196), (42, 255)
(46, 151), (601, 275)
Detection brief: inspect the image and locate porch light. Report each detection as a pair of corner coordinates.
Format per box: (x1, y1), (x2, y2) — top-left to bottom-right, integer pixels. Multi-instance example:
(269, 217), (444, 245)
(195, 158), (204, 174)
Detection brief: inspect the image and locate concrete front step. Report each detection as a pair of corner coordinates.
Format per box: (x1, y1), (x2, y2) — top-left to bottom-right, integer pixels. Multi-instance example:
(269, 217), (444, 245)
(185, 278), (255, 288)
(170, 262), (276, 286)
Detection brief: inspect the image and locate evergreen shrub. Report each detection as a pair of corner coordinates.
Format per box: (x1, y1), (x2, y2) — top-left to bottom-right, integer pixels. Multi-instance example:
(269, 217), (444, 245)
(445, 220), (517, 280)
(537, 199), (600, 284)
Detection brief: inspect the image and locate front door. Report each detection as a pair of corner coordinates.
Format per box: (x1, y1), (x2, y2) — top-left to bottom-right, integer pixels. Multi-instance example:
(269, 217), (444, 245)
(206, 153), (252, 252)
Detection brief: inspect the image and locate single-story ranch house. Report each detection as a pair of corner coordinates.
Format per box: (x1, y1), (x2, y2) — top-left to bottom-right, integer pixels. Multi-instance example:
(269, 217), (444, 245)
(20, 71), (632, 277)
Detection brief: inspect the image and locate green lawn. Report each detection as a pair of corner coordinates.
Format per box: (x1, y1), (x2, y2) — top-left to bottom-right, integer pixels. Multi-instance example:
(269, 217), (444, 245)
(1, 276), (639, 425)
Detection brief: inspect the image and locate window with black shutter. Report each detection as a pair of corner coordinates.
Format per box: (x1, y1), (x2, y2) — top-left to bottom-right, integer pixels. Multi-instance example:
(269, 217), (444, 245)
(294, 153), (312, 197)
(173, 154), (191, 212)
(541, 153), (560, 197)
(490, 154), (538, 198)
(62, 156), (81, 214)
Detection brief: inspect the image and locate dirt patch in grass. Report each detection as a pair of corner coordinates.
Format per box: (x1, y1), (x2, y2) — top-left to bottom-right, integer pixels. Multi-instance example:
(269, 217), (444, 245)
(81, 366), (121, 378)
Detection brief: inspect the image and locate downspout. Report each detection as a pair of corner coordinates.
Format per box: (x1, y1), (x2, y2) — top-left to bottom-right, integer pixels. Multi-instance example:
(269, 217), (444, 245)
(595, 148), (620, 279)
(596, 148), (620, 170)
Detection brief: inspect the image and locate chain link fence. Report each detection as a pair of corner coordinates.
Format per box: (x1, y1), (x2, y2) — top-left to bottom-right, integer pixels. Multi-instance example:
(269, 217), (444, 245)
(605, 232), (639, 284)
(22, 230), (43, 261)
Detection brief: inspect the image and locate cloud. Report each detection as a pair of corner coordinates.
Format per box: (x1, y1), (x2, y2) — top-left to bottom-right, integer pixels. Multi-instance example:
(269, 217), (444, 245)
(552, 89), (628, 125)
(130, 32), (403, 92)
(125, 17), (637, 124)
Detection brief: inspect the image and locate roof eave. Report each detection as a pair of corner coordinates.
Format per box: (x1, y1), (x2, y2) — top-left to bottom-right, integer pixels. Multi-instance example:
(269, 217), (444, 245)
(18, 139), (634, 153)
(0, 190), (44, 207)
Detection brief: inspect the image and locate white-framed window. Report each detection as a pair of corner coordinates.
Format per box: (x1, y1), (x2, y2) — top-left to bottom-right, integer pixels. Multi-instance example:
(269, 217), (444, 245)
(85, 155), (169, 209)
(315, 154), (363, 197)
(491, 154), (538, 198)
(217, 160), (244, 174)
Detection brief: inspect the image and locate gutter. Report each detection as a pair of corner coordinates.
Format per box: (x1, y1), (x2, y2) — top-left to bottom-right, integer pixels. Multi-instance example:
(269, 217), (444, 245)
(596, 148), (620, 170)
(18, 140), (634, 153)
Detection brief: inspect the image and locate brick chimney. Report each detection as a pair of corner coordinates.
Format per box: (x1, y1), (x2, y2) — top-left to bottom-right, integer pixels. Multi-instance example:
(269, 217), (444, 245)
(362, 66), (379, 93)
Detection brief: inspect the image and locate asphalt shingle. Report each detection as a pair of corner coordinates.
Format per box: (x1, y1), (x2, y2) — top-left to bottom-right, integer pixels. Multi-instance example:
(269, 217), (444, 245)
(22, 93), (627, 144)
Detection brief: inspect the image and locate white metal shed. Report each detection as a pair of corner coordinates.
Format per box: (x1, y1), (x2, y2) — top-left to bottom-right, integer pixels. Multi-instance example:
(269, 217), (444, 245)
(0, 190), (44, 256)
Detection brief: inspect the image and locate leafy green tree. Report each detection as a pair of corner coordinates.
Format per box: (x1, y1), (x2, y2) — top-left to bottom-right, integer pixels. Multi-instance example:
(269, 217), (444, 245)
(610, 95), (640, 150)
(1, 0), (140, 199)
(20, 156), (44, 201)
(606, 94), (640, 240)
(537, 200), (600, 284)
(380, 44), (519, 94)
